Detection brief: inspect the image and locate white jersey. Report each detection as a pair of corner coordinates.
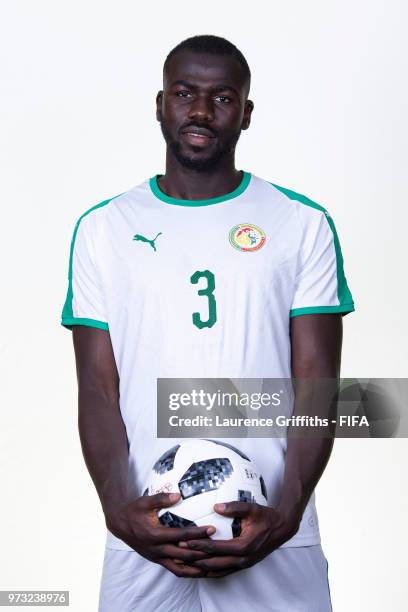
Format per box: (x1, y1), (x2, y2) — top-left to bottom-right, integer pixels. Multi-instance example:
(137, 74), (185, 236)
(61, 171), (354, 550)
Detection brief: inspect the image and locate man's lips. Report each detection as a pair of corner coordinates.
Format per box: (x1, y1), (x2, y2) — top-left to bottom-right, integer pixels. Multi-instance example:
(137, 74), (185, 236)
(181, 126), (216, 138)
(180, 127), (216, 147)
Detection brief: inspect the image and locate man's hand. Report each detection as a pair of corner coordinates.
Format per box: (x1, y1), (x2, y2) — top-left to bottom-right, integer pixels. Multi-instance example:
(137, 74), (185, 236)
(178, 501), (300, 578)
(106, 492), (215, 578)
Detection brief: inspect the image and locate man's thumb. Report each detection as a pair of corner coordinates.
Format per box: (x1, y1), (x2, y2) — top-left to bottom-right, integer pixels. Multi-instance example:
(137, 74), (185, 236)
(151, 492), (180, 509)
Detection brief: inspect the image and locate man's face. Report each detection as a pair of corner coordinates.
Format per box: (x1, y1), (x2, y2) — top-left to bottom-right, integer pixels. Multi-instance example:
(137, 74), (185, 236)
(156, 51), (253, 171)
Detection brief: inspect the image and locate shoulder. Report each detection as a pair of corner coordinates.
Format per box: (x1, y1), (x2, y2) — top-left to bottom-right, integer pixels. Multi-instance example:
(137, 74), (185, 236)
(67, 194), (124, 251)
(255, 177), (333, 232)
(74, 194), (120, 227)
(268, 182), (328, 215)
(72, 178), (150, 234)
(255, 175), (327, 217)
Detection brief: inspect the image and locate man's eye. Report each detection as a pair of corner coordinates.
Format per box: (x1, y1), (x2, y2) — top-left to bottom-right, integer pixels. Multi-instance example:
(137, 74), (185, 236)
(176, 91), (191, 98)
(214, 95), (231, 103)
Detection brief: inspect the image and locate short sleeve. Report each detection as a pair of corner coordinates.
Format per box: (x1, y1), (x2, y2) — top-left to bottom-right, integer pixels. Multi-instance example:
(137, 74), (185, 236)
(290, 208), (355, 317)
(61, 214), (109, 331)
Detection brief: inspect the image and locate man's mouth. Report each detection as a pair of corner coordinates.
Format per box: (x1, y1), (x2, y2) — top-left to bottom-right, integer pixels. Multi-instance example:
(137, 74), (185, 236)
(180, 127), (216, 147)
(181, 126), (215, 138)
(184, 132), (212, 139)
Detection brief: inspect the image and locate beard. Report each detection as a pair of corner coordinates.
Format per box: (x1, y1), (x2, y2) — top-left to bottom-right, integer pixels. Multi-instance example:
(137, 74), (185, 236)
(160, 118), (241, 172)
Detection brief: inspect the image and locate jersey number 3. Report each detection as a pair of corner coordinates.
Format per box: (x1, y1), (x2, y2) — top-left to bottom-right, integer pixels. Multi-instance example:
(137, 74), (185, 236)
(190, 270), (217, 329)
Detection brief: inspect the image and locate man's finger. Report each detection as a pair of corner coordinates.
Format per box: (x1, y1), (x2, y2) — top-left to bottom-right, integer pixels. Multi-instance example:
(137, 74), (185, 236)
(158, 544), (211, 562)
(142, 492), (181, 509)
(193, 556), (247, 571)
(181, 538), (248, 555)
(213, 501), (254, 517)
(149, 525), (216, 543)
(160, 558), (207, 578)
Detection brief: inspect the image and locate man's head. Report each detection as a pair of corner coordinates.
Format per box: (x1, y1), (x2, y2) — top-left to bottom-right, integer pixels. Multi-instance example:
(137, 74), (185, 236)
(156, 35), (254, 172)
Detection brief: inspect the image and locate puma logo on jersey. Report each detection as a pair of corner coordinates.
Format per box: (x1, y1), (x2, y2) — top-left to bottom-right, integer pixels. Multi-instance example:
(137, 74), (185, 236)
(133, 232), (162, 252)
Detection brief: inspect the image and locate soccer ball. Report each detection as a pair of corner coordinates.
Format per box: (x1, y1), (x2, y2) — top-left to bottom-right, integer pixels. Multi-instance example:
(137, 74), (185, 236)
(143, 439), (268, 539)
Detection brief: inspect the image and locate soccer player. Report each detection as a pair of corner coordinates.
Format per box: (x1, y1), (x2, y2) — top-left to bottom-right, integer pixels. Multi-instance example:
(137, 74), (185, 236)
(61, 35), (354, 611)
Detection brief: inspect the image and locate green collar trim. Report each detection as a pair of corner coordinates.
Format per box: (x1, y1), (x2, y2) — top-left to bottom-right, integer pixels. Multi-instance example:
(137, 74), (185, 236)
(149, 171), (251, 206)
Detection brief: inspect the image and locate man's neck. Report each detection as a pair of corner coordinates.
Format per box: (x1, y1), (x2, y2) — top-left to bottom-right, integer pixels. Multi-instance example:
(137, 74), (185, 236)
(157, 157), (242, 201)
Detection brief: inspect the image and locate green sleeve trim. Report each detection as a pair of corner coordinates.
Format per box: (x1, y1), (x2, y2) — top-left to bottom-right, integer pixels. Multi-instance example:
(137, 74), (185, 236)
(61, 193), (123, 325)
(290, 304), (355, 317)
(270, 182), (355, 309)
(61, 317), (109, 331)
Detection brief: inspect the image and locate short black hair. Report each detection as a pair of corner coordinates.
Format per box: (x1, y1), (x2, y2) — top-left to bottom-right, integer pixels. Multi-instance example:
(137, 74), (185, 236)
(164, 35), (251, 92)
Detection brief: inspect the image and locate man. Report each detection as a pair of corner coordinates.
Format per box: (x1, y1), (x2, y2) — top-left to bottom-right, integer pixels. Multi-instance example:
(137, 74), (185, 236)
(61, 35), (354, 611)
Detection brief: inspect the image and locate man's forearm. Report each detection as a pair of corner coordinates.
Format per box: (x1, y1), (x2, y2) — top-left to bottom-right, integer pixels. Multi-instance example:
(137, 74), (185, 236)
(278, 378), (338, 517)
(278, 436), (334, 519)
(78, 385), (130, 518)
(280, 314), (342, 524)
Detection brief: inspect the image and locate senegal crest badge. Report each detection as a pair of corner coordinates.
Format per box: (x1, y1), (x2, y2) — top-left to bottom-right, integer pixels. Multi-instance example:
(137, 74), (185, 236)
(229, 223), (266, 252)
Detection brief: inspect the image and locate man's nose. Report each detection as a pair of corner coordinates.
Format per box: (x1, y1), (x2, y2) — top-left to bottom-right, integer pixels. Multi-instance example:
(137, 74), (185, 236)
(187, 95), (215, 122)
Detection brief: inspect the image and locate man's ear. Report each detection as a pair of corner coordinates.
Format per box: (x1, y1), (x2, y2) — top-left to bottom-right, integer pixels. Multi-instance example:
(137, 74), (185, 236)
(242, 99), (254, 131)
(156, 91), (163, 122)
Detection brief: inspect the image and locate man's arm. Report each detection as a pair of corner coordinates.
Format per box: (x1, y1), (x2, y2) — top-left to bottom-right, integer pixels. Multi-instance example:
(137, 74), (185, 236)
(278, 313), (342, 522)
(73, 325), (128, 518)
(72, 325), (215, 577)
(181, 314), (342, 577)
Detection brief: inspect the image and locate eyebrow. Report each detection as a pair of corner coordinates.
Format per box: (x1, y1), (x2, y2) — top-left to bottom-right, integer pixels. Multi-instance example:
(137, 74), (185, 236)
(170, 80), (239, 97)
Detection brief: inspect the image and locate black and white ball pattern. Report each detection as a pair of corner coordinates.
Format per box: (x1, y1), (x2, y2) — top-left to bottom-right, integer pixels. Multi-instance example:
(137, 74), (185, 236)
(144, 440), (268, 539)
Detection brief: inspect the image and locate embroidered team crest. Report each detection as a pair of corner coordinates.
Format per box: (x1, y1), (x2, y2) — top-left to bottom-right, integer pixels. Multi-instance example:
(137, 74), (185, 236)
(229, 223), (266, 252)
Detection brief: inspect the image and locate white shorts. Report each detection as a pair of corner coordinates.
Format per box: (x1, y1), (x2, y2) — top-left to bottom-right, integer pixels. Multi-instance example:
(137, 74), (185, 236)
(98, 544), (332, 612)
